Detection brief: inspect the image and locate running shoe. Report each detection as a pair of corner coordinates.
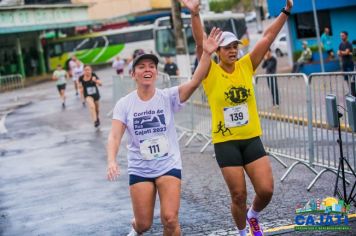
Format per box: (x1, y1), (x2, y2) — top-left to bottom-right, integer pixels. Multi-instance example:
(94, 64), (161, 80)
(127, 228), (142, 236)
(247, 216), (263, 236)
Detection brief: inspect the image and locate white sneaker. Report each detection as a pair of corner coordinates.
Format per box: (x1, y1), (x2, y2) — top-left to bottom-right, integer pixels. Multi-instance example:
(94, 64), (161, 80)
(127, 228), (142, 236)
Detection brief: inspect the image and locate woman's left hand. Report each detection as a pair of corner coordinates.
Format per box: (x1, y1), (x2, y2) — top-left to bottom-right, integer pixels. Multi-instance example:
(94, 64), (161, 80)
(285, 0), (293, 11)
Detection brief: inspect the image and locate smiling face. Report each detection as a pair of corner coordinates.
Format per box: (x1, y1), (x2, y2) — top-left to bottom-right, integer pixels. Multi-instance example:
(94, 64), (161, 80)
(217, 41), (239, 65)
(132, 58), (158, 87)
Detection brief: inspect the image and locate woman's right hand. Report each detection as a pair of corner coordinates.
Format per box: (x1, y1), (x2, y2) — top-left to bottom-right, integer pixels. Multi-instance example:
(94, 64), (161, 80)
(107, 160), (120, 181)
(180, 0), (200, 14)
(203, 27), (222, 55)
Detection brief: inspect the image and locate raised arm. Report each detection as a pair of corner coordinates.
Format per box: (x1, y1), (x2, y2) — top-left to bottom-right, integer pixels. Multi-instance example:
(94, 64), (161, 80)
(250, 0), (293, 70)
(180, 0), (205, 60)
(107, 119), (126, 181)
(178, 27), (222, 103)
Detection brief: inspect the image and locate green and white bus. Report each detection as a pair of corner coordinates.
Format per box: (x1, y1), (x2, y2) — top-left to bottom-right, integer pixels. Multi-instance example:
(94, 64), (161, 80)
(46, 24), (154, 70)
(153, 12), (250, 60)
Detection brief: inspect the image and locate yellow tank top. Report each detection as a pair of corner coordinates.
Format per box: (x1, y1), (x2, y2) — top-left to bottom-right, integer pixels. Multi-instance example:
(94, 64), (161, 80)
(202, 54), (262, 144)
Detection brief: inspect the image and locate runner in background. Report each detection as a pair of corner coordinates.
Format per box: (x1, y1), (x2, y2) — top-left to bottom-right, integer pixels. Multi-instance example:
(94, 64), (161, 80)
(112, 56), (126, 78)
(68, 55), (83, 97)
(52, 64), (68, 109)
(78, 65), (102, 128)
(72, 60), (85, 106)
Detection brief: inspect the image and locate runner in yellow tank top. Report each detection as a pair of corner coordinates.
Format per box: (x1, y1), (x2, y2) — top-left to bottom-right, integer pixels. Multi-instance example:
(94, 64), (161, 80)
(203, 54), (262, 143)
(181, 0), (294, 236)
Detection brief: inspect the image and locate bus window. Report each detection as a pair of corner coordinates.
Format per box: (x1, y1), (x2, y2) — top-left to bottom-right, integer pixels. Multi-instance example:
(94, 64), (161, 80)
(108, 34), (125, 44)
(155, 29), (176, 56)
(124, 30), (153, 43)
(233, 18), (247, 39)
(155, 28), (195, 57)
(204, 19), (234, 33)
(49, 43), (62, 57)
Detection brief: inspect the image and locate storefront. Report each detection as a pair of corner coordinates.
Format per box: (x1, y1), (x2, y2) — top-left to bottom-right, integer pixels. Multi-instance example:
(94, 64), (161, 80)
(0, 4), (92, 77)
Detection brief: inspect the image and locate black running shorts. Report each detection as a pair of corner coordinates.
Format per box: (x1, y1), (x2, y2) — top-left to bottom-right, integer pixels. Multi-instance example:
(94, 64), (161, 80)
(213, 137), (267, 167)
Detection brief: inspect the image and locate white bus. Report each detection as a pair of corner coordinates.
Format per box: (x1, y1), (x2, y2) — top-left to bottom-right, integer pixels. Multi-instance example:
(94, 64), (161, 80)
(153, 12), (249, 61)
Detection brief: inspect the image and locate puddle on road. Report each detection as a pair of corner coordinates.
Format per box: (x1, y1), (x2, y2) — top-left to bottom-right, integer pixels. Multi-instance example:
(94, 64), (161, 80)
(0, 149), (23, 157)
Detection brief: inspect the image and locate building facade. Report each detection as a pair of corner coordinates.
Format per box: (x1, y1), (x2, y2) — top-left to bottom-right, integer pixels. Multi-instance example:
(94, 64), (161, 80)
(72, 0), (171, 20)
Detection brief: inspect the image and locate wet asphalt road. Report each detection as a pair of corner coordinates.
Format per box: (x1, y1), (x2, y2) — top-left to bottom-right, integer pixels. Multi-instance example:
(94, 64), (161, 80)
(1, 67), (355, 235)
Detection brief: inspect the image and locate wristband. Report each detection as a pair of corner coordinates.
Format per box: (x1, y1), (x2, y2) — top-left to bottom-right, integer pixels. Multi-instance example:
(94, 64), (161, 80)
(281, 8), (290, 16)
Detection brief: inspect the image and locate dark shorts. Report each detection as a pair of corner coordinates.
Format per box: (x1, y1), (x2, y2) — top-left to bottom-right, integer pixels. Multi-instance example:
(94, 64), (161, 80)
(85, 94), (100, 102)
(129, 168), (181, 186)
(214, 137), (267, 168)
(56, 84), (66, 92)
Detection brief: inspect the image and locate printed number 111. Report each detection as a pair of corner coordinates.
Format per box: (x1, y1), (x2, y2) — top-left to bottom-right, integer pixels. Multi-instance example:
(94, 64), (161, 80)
(148, 144), (160, 154)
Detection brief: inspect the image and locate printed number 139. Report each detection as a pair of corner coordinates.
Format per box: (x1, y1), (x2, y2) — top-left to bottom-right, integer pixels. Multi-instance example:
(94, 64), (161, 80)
(230, 112), (243, 121)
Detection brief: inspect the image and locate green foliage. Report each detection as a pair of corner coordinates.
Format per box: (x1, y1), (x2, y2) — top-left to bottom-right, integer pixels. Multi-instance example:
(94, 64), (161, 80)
(209, 0), (240, 13)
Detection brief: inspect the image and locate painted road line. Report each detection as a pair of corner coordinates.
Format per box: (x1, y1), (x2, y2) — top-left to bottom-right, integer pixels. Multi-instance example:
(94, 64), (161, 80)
(0, 110), (14, 134)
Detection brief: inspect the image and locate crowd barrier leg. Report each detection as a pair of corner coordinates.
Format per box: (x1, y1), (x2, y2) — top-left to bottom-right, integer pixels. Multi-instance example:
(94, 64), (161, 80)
(267, 152), (288, 168)
(200, 139), (212, 153)
(307, 168), (351, 191)
(280, 161), (318, 182)
(184, 133), (198, 147)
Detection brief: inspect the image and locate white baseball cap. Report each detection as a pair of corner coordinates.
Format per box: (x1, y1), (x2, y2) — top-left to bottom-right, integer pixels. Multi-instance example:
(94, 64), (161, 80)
(219, 31), (242, 47)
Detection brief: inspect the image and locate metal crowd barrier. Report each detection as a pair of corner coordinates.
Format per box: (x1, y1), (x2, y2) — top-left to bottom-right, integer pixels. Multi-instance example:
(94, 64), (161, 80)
(110, 71), (356, 191)
(254, 72), (356, 190)
(254, 73), (313, 173)
(307, 72), (356, 189)
(0, 74), (24, 92)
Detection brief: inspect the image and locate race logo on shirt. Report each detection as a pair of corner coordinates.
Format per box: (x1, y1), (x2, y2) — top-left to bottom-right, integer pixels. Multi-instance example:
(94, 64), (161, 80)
(224, 86), (250, 105)
(133, 109), (166, 135)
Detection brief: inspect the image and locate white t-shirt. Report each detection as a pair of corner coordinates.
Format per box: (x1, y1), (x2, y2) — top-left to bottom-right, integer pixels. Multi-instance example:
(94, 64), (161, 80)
(72, 64), (84, 81)
(112, 86), (184, 178)
(112, 59), (125, 70)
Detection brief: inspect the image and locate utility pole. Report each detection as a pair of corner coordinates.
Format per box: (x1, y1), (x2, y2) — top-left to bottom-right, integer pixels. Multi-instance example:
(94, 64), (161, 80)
(170, 0), (191, 77)
(312, 0), (325, 72)
(254, 0), (263, 34)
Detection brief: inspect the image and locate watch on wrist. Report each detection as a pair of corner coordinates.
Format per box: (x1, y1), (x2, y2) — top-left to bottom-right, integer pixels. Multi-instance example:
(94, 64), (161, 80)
(281, 8), (291, 16)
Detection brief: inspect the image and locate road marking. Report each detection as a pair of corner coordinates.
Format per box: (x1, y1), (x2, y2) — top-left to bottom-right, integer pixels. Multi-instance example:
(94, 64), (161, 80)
(0, 110), (12, 134)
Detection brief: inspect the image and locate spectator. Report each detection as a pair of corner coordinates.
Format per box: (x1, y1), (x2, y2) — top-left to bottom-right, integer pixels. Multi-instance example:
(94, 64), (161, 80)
(262, 48), (280, 107)
(338, 31), (355, 96)
(321, 27), (334, 59)
(112, 56), (125, 77)
(163, 56), (179, 76)
(292, 40), (312, 73)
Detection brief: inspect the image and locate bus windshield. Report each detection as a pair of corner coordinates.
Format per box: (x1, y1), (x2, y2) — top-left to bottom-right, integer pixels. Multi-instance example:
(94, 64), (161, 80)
(154, 12), (249, 58)
(155, 27), (195, 57)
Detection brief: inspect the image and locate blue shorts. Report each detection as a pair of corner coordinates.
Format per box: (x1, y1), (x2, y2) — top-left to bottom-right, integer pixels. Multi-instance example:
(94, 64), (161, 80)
(129, 168), (181, 186)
